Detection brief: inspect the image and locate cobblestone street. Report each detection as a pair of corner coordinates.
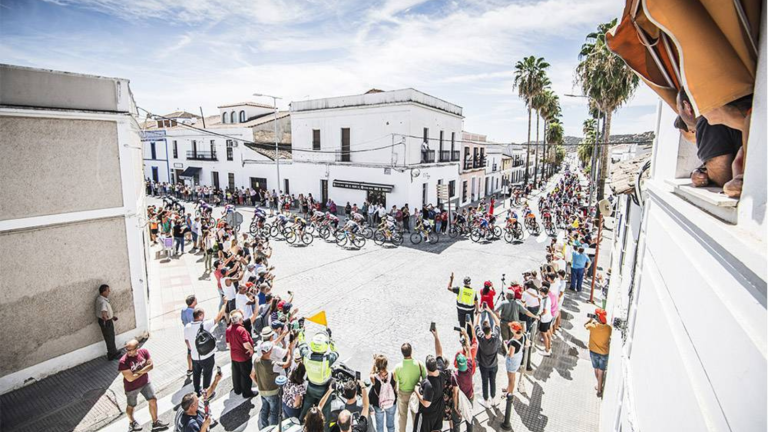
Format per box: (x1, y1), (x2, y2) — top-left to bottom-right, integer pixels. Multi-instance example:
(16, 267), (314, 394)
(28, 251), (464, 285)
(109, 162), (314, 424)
(2, 184), (605, 432)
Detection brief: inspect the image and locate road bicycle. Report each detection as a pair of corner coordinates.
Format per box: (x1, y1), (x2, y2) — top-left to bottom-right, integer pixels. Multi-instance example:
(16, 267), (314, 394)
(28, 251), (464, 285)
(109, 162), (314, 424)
(469, 224), (496, 243)
(410, 223), (439, 245)
(542, 214), (557, 237)
(285, 226), (314, 246)
(448, 222), (470, 239)
(524, 215), (541, 235)
(503, 220), (524, 243)
(335, 229), (366, 249)
(373, 227), (404, 246)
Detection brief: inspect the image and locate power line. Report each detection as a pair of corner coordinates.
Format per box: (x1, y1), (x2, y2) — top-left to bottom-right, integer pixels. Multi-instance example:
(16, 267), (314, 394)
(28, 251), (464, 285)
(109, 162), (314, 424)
(401, 134), (653, 147)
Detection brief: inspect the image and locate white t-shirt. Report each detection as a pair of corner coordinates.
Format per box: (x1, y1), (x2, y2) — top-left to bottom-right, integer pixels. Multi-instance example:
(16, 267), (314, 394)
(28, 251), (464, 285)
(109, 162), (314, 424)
(540, 297), (553, 323)
(184, 319), (217, 360)
(522, 288), (540, 308)
(222, 279), (237, 300)
(554, 259), (566, 273)
(236, 293), (254, 320)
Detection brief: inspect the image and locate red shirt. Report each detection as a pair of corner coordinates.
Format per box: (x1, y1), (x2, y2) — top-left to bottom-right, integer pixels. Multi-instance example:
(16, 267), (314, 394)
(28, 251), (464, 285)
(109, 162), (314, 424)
(226, 323), (254, 362)
(480, 287), (496, 310)
(118, 348), (151, 392)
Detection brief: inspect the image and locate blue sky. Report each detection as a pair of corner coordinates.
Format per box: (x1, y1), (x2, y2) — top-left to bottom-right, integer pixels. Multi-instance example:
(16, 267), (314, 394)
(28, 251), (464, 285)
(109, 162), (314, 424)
(0, 0), (659, 142)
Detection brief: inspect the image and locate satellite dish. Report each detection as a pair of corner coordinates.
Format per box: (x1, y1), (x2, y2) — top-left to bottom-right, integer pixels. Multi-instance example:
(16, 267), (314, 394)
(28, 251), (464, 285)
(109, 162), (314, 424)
(598, 199), (613, 216)
(411, 169), (421, 178)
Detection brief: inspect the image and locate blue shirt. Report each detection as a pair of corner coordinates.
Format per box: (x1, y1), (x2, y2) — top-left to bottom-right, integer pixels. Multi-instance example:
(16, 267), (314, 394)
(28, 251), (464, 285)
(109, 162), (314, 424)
(181, 307), (194, 326)
(572, 252), (590, 269)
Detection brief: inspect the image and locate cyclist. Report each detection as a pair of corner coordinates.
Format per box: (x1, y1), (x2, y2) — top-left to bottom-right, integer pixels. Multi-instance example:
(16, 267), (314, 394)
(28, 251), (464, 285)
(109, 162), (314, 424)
(342, 217), (360, 238)
(293, 216), (307, 236)
(254, 207), (267, 226)
(310, 209), (325, 225)
(325, 212), (340, 229)
(350, 211), (366, 225)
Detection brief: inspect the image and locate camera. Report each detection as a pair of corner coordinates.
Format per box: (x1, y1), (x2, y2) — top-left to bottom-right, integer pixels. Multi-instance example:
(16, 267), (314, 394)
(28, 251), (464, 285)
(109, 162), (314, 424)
(331, 362), (362, 397)
(587, 313), (597, 319)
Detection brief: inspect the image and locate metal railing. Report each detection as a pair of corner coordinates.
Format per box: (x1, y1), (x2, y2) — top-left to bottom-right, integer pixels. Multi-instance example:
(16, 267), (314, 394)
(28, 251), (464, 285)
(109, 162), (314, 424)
(473, 157), (486, 169)
(439, 150), (451, 162)
(186, 150), (217, 161)
(421, 150), (435, 163)
(451, 150), (460, 161)
(464, 159), (474, 171)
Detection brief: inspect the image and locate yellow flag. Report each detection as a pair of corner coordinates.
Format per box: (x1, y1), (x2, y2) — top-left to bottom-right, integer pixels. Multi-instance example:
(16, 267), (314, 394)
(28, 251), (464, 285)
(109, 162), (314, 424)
(306, 311), (328, 327)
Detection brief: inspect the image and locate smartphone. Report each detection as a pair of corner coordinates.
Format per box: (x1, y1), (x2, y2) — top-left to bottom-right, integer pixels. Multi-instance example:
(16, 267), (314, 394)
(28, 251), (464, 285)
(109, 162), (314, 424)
(355, 371), (361, 381)
(453, 326), (462, 332)
(429, 322), (436, 332)
(465, 313), (471, 324)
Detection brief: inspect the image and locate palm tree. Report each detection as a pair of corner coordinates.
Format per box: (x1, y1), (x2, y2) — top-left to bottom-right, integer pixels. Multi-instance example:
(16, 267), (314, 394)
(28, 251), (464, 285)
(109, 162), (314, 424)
(546, 120), (564, 168)
(540, 91), (561, 177)
(514, 56), (550, 185)
(578, 118), (597, 170)
(576, 19), (639, 202)
(530, 81), (551, 185)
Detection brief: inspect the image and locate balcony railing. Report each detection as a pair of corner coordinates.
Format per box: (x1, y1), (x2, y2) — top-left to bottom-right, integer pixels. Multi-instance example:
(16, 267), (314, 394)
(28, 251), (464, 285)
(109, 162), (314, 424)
(187, 150), (217, 161)
(421, 150), (435, 163)
(473, 157), (486, 169)
(439, 150), (451, 162)
(492, 163), (498, 172)
(451, 150), (460, 161)
(464, 158), (473, 171)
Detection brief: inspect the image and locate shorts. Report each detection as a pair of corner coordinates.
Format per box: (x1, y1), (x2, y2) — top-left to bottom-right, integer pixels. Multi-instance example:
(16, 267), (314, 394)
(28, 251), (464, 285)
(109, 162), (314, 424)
(538, 320), (552, 333)
(590, 352), (609, 370)
(505, 352), (524, 373)
(413, 411), (443, 432)
(125, 382), (156, 407)
(150, 228), (158, 235)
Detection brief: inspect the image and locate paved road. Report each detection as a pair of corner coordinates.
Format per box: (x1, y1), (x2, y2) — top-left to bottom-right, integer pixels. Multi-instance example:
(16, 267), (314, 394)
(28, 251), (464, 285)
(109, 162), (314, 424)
(1, 173), (603, 432)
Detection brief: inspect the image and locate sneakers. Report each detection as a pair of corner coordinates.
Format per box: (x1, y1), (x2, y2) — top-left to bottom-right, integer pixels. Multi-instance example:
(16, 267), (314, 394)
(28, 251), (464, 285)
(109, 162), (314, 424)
(491, 397), (500, 407)
(151, 420), (169, 431)
(128, 421), (142, 431)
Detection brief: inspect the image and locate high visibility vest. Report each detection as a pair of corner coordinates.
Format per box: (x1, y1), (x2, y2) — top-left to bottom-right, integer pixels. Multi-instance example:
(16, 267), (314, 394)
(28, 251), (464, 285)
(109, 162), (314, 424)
(304, 352), (332, 386)
(456, 286), (475, 308)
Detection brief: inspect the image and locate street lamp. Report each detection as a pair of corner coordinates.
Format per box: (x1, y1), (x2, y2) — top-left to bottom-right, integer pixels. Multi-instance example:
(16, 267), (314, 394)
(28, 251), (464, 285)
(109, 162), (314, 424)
(254, 93), (283, 192)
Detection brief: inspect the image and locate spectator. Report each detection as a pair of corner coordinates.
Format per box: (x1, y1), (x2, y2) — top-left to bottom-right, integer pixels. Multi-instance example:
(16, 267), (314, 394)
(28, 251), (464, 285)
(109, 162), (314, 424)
(175, 369), (223, 432)
(346, 202), (352, 216)
(369, 354), (397, 432)
(184, 305), (226, 396)
(252, 341), (293, 429)
(336, 378), (371, 432)
(479, 281), (496, 313)
(118, 340), (169, 431)
(95, 284), (120, 361)
(446, 273), (478, 330)
(173, 218), (185, 256)
(181, 295), (197, 376)
(503, 322), (526, 399)
(495, 289), (537, 345)
(394, 343), (426, 432)
(282, 362), (307, 419)
(537, 284), (553, 357)
(570, 247), (591, 292)
(585, 308), (612, 398)
(474, 305), (501, 407)
(413, 331), (446, 432)
(225, 311), (257, 398)
(453, 330), (474, 432)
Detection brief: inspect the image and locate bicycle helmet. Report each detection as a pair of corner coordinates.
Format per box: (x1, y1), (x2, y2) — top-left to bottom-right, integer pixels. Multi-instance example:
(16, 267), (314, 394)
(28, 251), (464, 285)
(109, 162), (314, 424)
(463, 276), (471, 285)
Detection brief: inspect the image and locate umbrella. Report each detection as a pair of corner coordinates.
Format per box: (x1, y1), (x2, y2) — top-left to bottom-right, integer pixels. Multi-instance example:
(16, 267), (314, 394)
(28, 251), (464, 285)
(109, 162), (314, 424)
(607, 0), (760, 116)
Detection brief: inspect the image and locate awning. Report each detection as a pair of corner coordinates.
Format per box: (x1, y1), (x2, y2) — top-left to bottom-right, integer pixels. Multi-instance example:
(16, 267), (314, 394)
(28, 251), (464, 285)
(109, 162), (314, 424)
(179, 167), (201, 177)
(332, 180), (394, 193)
(607, 0), (760, 116)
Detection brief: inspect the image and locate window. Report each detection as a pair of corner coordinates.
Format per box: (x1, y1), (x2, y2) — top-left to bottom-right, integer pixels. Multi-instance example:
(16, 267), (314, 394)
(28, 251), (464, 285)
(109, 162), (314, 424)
(239, 110), (246, 123)
(437, 179), (443, 207)
(212, 171), (219, 189)
(340, 128), (351, 162)
(150, 142), (156, 160)
(462, 180), (468, 203)
(312, 129), (321, 151)
(222, 112), (228, 124)
(449, 180), (456, 198)
(231, 111), (237, 124)
(226, 140), (234, 161)
(173, 140), (178, 158)
(284, 179), (290, 195)
(228, 173), (235, 191)
(439, 131), (444, 153)
(423, 127), (429, 145)
(151, 166), (159, 182)
(210, 140), (215, 155)
(422, 183), (428, 207)
(451, 132), (455, 152)
(191, 140), (197, 158)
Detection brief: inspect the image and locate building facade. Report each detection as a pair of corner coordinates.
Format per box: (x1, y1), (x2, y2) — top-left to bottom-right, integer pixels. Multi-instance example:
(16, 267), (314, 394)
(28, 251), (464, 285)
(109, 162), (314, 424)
(289, 88), (463, 209)
(142, 102), (291, 193)
(599, 14), (766, 432)
(0, 65), (150, 393)
(459, 131), (487, 205)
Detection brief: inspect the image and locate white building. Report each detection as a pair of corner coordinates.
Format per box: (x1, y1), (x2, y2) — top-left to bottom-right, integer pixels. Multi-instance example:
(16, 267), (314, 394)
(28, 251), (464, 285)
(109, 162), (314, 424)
(289, 88), (463, 209)
(0, 65), (149, 393)
(142, 102), (291, 193)
(485, 144), (503, 196)
(600, 12), (766, 432)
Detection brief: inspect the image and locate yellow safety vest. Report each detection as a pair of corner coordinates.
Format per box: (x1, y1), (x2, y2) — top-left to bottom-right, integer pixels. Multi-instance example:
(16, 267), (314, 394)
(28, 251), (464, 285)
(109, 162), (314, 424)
(304, 353), (333, 385)
(456, 285), (475, 308)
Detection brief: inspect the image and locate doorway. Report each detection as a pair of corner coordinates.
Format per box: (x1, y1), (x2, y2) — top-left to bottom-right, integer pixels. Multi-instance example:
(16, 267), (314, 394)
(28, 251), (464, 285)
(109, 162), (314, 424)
(422, 182), (428, 207)
(251, 177), (267, 192)
(367, 190), (386, 207)
(321, 179), (328, 206)
(212, 171), (220, 189)
(151, 166), (159, 182)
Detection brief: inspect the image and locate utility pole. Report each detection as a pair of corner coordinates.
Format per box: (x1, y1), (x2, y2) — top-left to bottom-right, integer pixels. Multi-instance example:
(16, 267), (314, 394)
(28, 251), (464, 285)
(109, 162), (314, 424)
(254, 93), (282, 192)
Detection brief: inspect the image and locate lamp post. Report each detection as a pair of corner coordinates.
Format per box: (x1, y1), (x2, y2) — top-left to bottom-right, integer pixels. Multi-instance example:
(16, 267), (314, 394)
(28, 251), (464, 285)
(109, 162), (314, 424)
(254, 93), (282, 192)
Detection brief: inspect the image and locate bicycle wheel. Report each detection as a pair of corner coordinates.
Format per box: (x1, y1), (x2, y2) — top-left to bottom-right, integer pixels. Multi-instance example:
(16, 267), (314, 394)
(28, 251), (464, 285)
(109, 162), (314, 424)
(361, 226), (374, 240)
(249, 220), (258, 235)
(318, 226), (330, 240)
(492, 226), (502, 238)
(532, 222), (541, 236)
(545, 223), (556, 237)
(504, 229), (514, 243)
(392, 231), (404, 246)
(373, 230), (386, 246)
(335, 232), (348, 246)
(352, 236), (366, 248)
(470, 228), (481, 243)
(428, 232), (439, 244)
(305, 224), (316, 236)
(260, 224), (272, 238)
(286, 229), (297, 244)
(301, 233), (314, 245)
(410, 232), (423, 244)
(269, 225), (281, 238)
(513, 225), (523, 241)
(448, 226), (459, 239)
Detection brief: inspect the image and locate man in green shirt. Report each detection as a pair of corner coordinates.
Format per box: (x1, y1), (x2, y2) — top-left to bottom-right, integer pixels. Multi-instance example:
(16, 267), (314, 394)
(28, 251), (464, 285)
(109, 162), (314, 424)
(393, 342), (426, 432)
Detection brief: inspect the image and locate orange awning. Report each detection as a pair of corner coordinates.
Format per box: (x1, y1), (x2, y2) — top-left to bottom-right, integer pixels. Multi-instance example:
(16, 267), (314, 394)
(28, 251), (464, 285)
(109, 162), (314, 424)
(607, 0), (760, 116)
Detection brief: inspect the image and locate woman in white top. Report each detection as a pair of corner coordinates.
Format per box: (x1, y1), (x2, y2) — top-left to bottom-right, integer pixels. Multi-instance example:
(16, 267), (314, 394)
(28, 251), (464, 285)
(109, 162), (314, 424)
(538, 285), (553, 356)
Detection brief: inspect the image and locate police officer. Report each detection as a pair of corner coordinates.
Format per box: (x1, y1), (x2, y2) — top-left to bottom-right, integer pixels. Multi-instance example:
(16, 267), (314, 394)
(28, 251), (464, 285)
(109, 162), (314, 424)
(447, 272), (479, 331)
(299, 331), (339, 430)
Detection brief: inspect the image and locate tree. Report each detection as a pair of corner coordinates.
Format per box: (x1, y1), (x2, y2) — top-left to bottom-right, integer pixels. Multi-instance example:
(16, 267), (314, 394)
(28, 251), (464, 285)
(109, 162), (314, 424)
(514, 56), (550, 185)
(578, 118), (597, 168)
(530, 80), (551, 185)
(540, 91), (561, 177)
(575, 19), (639, 202)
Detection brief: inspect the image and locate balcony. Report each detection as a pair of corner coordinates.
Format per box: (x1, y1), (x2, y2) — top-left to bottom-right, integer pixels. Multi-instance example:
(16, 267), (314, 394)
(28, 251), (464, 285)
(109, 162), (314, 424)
(464, 158), (473, 171)
(451, 150), (460, 161)
(186, 150), (217, 161)
(492, 163), (498, 172)
(473, 157), (486, 169)
(421, 150), (435, 163)
(439, 150), (451, 162)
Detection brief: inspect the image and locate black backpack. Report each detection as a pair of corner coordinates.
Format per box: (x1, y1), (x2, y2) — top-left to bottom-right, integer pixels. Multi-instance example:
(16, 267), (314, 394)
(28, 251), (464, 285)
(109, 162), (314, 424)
(195, 322), (216, 358)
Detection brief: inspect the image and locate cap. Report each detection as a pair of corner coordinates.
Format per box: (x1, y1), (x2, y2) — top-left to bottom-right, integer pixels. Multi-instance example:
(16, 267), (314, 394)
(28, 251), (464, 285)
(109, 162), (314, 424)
(595, 308), (608, 324)
(283, 302), (293, 312)
(456, 354), (468, 372)
(483, 281), (492, 287)
(270, 320), (284, 329)
(260, 327), (274, 340)
(247, 263), (256, 269)
(509, 322), (524, 332)
(259, 341), (274, 353)
(277, 300), (286, 310)
(245, 282), (254, 288)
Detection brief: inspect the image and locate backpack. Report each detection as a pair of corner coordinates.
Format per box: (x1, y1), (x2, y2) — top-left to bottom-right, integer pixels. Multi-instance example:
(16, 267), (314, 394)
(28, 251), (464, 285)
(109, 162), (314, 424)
(376, 373), (396, 410)
(195, 322), (216, 358)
